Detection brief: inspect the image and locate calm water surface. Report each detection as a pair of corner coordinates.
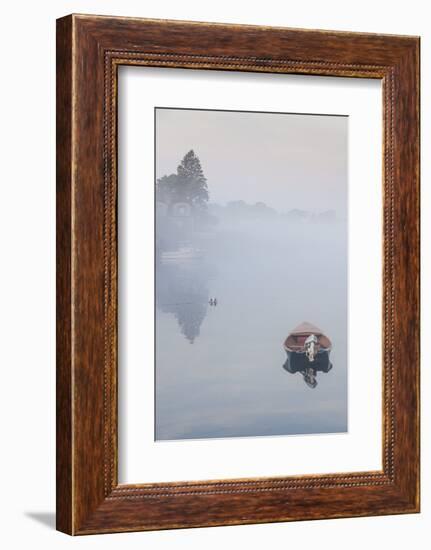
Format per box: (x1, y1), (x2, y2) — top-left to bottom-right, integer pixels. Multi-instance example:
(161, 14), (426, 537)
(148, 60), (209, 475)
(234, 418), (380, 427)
(155, 219), (347, 440)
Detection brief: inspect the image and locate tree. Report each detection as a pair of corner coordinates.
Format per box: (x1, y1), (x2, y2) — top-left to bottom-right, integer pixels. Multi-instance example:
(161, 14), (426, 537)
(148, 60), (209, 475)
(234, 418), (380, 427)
(156, 149), (209, 215)
(155, 173), (178, 206)
(176, 150), (209, 210)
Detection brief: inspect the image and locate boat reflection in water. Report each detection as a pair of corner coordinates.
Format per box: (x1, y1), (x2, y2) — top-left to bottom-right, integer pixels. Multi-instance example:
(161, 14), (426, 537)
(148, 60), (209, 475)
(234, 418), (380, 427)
(282, 322), (333, 389)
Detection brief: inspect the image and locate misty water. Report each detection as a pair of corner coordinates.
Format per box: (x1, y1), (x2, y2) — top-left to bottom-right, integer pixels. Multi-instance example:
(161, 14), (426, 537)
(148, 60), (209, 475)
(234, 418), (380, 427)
(155, 213), (347, 440)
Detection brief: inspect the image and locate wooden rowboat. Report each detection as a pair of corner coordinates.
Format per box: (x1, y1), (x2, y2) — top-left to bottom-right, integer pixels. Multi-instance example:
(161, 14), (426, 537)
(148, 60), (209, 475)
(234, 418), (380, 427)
(283, 322), (332, 387)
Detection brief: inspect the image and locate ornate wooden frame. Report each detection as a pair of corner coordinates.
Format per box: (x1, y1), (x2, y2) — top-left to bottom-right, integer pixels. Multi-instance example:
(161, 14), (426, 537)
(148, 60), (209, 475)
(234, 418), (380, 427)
(56, 14), (420, 535)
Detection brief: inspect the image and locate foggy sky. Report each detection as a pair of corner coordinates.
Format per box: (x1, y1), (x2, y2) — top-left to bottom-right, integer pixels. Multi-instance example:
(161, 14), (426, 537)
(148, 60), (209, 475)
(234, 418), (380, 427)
(156, 108), (347, 215)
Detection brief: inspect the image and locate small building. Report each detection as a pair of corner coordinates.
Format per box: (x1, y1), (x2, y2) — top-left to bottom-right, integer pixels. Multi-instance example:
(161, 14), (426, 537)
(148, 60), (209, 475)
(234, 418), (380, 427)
(171, 202), (192, 218)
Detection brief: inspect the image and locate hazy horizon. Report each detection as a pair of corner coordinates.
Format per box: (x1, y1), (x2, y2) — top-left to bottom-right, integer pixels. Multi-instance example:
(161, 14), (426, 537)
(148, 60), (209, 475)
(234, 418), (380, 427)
(155, 107), (348, 215)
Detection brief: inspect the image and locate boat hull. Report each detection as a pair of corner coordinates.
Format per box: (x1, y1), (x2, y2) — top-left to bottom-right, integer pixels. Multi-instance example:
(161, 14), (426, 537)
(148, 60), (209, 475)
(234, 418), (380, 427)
(283, 349), (332, 374)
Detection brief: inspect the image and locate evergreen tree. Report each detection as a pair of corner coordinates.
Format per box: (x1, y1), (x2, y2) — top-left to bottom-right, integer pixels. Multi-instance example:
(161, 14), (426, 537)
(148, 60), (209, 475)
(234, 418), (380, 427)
(176, 150), (209, 209)
(156, 149), (209, 212)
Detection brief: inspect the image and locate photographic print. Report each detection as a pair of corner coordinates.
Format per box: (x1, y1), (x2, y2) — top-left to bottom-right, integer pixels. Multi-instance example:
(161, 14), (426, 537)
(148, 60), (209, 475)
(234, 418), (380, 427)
(155, 107), (348, 441)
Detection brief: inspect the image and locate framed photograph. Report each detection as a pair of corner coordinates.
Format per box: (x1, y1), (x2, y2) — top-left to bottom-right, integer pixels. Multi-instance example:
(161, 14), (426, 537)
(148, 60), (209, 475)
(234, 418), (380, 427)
(56, 14), (420, 535)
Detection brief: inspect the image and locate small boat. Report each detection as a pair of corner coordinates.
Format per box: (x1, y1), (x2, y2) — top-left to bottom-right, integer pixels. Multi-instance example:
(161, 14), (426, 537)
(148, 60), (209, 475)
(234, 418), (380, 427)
(283, 322), (332, 374)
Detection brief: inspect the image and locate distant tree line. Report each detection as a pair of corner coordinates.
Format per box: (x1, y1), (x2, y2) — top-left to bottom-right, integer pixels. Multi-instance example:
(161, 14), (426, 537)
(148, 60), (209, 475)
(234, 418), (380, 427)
(208, 201), (336, 222)
(156, 150), (337, 225)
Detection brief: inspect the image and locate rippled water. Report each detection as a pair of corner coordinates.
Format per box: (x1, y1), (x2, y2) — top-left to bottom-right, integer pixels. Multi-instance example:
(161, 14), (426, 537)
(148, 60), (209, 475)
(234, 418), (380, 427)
(155, 218), (347, 440)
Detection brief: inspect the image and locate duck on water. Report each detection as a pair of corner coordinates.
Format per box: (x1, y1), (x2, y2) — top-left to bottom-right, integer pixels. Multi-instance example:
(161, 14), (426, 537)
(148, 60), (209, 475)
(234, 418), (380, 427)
(283, 322), (333, 389)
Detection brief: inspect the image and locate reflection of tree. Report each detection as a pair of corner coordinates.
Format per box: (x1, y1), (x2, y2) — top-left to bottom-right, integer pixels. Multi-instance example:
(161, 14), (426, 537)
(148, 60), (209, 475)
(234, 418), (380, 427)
(175, 301), (207, 344)
(156, 262), (212, 343)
